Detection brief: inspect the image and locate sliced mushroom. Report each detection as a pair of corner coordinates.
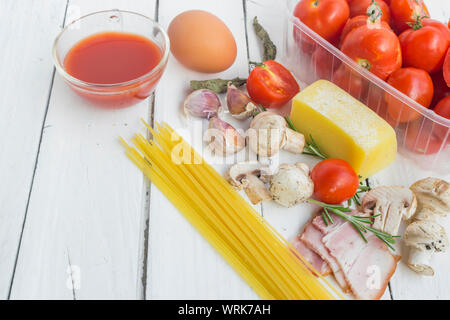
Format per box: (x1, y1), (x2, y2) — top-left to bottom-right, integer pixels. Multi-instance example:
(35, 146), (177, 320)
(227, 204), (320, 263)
(403, 177), (450, 275)
(226, 161), (272, 205)
(205, 116), (245, 155)
(361, 186), (417, 235)
(410, 177), (450, 221)
(269, 162), (314, 207)
(248, 111), (305, 157)
(404, 220), (449, 276)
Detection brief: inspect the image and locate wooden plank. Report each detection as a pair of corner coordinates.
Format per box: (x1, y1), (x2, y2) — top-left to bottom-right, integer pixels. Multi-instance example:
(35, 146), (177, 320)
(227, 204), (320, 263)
(145, 0), (259, 299)
(0, 0), (68, 299)
(9, 0), (156, 299)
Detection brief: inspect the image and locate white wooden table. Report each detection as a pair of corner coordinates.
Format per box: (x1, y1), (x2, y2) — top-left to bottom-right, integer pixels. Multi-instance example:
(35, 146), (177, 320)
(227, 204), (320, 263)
(1, 0), (449, 300)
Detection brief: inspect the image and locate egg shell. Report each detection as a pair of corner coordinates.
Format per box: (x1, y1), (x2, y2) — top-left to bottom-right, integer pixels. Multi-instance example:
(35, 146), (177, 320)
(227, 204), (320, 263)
(168, 10), (237, 73)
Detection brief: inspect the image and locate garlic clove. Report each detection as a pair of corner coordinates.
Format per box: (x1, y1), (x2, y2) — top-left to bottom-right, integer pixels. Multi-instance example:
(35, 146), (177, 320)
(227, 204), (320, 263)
(226, 83), (257, 120)
(183, 89), (221, 119)
(205, 116), (245, 155)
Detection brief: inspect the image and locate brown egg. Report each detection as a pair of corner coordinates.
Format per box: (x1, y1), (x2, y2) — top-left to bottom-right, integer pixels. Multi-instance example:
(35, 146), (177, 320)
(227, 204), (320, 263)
(168, 10), (237, 73)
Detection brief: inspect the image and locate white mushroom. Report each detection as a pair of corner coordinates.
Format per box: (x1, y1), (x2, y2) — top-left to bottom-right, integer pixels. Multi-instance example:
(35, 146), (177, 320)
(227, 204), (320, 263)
(269, 162), (314, 207)
(205, 116), (245, 155)
(248, 111), (305, 157)
(404, 220), (449, 276)
(404, 177), (450, 276)
(361, 186), (417, 236)
(410, 177), (450, 221)
(226, 161), (272, 205)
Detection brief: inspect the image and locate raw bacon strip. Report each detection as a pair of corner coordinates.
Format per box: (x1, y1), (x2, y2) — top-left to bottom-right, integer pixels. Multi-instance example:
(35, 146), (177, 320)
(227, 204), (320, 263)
(300, 223), (349, 292)
(291, 235), (331, 276)
(323, 221), (400, 300)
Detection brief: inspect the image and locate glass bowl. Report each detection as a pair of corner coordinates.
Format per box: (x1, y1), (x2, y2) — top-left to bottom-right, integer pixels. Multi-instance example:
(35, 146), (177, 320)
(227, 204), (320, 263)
(53, 9), (170, 109)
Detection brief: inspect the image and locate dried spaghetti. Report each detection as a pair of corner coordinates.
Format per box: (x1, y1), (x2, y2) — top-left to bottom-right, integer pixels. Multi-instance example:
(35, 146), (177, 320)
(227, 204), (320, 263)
(120, 121), (341, 300)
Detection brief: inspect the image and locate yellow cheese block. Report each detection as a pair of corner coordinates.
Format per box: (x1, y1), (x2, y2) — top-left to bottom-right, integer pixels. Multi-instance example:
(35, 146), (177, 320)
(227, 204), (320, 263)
(290, 80), (397, 178)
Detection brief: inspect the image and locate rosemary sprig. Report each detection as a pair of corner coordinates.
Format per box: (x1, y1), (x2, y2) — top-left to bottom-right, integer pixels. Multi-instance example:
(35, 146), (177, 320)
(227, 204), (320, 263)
(307, 199), (400, 250)
(348, 176), (371, 206)
(285, 115), (327, 160)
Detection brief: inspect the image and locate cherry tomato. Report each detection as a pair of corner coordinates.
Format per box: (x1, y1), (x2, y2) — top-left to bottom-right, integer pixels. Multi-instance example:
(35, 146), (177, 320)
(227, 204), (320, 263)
(444, 48), (450, 87)
(434, 96), (450, 142)
(339, 15), (391, 47)
(390, 0), (429, 34)
(341, 23), (402, 80)
(405, 118), (443, 155)
(386, 68), (434, 123)
(294, 0), (350, 43)
(311, 159), (359, 204)
(399, 19), (449, 74)
(348, 0), (390, 23)
(431, 72), (450, 108)
(247, 60), (300, 109)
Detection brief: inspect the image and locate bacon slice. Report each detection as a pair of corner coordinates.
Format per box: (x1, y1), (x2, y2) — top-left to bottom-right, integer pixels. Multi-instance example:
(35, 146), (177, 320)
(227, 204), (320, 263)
(323, 220), (400, 300)
(291, 235), (331, 276)
(304, 218), (350, 292)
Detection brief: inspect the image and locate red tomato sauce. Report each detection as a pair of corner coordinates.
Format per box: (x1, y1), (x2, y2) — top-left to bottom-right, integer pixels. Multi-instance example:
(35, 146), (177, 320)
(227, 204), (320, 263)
(64, 32), (163, 108)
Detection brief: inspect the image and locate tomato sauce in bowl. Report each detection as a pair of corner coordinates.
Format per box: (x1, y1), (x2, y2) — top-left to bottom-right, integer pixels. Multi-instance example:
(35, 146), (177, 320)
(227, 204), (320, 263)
(53, 10), (169, 108)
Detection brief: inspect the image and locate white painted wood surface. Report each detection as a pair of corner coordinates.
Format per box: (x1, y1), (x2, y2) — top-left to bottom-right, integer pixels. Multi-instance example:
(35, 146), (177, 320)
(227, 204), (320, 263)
(0, 0), (449, 300)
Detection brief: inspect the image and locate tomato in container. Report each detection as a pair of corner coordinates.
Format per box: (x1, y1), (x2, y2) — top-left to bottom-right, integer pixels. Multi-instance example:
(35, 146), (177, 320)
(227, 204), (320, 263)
(339, 14), (391, 47)
(53, 10), (169, 109)
(293, 0), (349, 53)
(348, 0), (391, 23)
(399, 17), (449, 74)
(405, 118), (443, 155)
(333, 64), (367, 99)
(390, 0), (429, 34)
(444, 49), (450, 87)
(431, 72), (450, 108)
(340, 10), (401, 80)
(385, 67), (434, 123)
(434, 96), (450, 142)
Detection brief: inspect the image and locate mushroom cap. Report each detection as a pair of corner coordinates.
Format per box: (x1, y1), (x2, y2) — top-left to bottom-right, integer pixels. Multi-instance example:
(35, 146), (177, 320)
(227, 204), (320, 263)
(226, 161), (272, 189)
(361, 186), (417, 235)
(248, 111), (287, 157)
(410, 177), (450, 220)
(404, 220), (449, 253)
(269, 162), (314, 207)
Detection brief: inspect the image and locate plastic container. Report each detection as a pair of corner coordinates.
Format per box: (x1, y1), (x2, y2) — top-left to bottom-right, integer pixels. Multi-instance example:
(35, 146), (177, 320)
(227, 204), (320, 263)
(283, 0), (450, 175)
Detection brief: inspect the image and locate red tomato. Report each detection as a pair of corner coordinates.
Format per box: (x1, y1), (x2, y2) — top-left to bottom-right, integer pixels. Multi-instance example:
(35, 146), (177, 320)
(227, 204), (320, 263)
(405, 118), (443, 155)
(348, 0), (391, 23)
(444, 48), (450, 87)
(431, 72), (450, 108)
(386, 68), (434, 123)
(333, 64), (367, 99)
(339, 15), (391, 46)
(390, 0), (429, 34)
(311, 47), (338, 79)
(434, 96), (450, 142)
(294, 0), (350, 43)
(247, 60), (300, 109)
(311, 159), (359, 205)
(341, 23), (402, 80)
(399, 20), (449, 74)
(422, 19), (450, 43)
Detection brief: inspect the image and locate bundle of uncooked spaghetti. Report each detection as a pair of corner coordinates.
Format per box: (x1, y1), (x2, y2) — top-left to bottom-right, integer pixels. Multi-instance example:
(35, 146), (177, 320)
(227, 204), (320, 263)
(120, 121), (340, 300)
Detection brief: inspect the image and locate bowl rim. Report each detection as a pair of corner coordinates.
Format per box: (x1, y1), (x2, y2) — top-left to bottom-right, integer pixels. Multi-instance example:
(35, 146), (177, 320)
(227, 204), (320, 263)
(52, 9), (170, 89)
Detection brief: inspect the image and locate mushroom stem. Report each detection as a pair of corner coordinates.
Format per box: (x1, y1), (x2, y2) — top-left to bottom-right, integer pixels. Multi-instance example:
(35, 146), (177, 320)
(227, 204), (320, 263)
(283, 128), (305, 154)
(408, 248), (434, 276)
